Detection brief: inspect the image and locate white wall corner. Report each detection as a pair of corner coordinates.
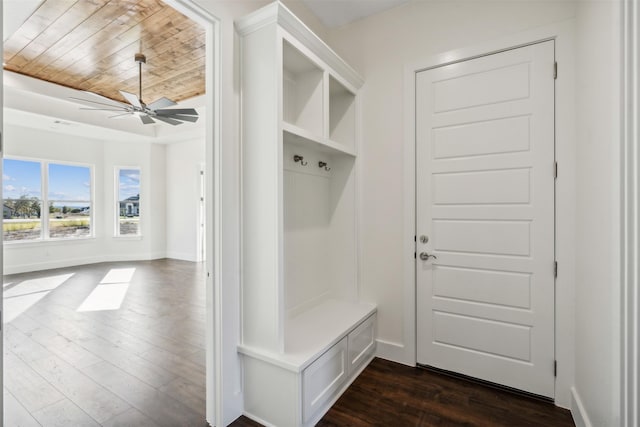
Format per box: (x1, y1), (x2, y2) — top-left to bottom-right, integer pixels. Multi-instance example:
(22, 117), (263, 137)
(571, 387), (594, 427)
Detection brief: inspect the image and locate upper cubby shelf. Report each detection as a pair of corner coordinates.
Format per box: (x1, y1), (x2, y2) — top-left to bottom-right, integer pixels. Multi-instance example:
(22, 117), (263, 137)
(329, 76), (356, 151)
(283, 40), (324, 136)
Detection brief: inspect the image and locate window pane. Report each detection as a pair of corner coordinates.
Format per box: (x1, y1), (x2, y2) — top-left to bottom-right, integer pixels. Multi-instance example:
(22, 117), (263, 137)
(3, 159), (41, 199)
(48, 163), (91, 201)
(49, 202), (91, 239)
(118, 169), (140, 235)
(3, 200), (42, 241)
(3, 159), (42, 241)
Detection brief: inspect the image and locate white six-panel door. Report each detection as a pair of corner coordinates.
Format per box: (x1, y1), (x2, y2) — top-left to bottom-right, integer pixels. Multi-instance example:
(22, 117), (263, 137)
(416, 41), (555, 397)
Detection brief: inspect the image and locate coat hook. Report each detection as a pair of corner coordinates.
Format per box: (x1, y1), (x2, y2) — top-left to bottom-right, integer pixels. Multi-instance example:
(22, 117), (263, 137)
(318, 161), (331, 171)
(293, 155), (307, 166)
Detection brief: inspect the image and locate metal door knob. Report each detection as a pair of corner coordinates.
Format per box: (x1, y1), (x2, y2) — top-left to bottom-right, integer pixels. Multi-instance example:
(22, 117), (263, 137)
(419, 252), (437, 261)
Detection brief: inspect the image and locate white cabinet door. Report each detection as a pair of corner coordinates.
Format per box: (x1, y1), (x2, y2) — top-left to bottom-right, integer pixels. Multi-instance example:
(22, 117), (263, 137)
(348, 315), (375, 375)
(416, 41), (555, 397)
(302, 337), (348, 423)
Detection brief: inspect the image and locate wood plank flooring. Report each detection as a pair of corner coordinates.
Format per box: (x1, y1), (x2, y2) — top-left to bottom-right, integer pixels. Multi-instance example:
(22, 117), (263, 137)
(231, 358), (575, 427)
(3, 259), (207, 427)
(5, 260), (575, 427)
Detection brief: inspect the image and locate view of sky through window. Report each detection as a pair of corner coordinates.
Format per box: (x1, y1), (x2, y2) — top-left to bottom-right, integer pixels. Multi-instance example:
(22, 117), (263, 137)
(48, 163), (91, 201)
(119, 169), (140, 200)
(3, 159), (41, 199)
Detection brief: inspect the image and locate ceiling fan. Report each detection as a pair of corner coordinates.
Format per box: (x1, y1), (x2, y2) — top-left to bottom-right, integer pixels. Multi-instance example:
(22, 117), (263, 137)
(71, 53), (198, 126)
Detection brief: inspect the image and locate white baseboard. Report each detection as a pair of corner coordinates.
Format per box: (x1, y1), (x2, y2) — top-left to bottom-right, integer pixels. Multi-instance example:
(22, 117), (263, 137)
(165, 251), (198, 262)
(4, 256), (105, 275)
(375, 339), (415, 367)
(571, 387), (593, 427)
(4, 252), (169, 275)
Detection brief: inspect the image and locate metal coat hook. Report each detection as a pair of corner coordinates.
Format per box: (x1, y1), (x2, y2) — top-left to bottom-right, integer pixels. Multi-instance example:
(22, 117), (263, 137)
(293, 155), (307, 166)
(318, 161), (331, 171)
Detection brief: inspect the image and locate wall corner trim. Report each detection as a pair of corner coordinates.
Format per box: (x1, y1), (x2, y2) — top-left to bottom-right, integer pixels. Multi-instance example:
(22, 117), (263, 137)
(571, 387), (594, 427)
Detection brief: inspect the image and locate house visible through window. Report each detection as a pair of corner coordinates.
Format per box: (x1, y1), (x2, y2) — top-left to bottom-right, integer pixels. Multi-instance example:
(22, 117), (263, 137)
(2, 158), (92, 242)
(116, 168), (141, 236)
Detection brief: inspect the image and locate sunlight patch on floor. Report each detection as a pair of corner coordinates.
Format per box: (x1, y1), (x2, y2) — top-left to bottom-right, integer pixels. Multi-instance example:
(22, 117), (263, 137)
(100, 267), (136, 284)
(77, 283), (130, 312)
(76, 268), (136, 312)
(2, 273), (75, 323)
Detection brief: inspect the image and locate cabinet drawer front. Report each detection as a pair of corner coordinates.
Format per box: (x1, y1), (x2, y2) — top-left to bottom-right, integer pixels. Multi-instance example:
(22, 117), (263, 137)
(348, 314), (376, 375)
(302, 337), (348, 423)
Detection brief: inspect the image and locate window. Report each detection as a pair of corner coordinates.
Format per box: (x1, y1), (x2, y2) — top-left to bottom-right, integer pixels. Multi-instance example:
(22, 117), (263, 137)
(3, 159), (42, 241)
(116, 168), (141, 236)
(3, 158), (92, 242)
(48, 164), (92, 239)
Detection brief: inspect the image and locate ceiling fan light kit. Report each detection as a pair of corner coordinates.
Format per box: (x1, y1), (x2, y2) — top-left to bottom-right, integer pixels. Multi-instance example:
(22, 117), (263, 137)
(71, 53), (199, 126)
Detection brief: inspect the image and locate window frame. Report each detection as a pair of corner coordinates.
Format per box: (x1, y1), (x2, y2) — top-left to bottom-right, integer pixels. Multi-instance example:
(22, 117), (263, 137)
(2, 156), (95, 244)
(114, 166), (142, 238)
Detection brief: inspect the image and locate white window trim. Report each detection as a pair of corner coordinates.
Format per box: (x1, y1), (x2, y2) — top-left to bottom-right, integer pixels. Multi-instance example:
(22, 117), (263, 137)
(114, 165), (142, 238)
(3, 156), (94, 243)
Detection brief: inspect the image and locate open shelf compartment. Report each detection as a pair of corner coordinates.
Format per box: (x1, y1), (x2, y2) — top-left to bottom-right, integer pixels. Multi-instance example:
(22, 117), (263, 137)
(329, 76), (356, 150)
(283, 40), (324, 136)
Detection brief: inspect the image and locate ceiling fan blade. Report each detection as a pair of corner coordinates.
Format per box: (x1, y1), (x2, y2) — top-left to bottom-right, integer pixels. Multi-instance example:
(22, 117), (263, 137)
(70, 96), (129, 109)
(119, 90), (142, 108)
(155, 108), (198, 116)
(147, 97), (177, 110)
(140, 115), (156, 125)
(79, 90), (132, 107)
(161, 114), (199, 123)
(109, 112), (133, 119)
(154, 115), (183, 126)
(80, 108), (126, 111)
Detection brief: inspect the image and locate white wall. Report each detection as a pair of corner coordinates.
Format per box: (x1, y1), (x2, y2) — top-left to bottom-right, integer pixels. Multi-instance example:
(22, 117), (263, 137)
(572, 1), (621, 426)
(166, 137), (205, 261)
(325, 0), (577, 363)
(3, 124), (167, 274)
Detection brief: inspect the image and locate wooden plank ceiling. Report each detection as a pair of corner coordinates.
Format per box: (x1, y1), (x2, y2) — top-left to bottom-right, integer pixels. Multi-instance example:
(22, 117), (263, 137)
(3, 0), (205, 105)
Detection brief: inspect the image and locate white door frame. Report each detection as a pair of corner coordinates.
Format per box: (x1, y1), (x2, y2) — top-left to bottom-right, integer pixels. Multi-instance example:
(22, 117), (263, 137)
(0, 1), (224, 425)
(197, 162), (206, 263)
(621, 1), (639, 425)
(402, 21), (576, 408)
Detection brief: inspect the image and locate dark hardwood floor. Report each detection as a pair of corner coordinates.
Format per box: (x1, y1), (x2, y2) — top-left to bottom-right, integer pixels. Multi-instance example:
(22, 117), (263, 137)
(4, 260), (575, 427)
(232, 358), (575, 427)
(3, 259), (207, 427)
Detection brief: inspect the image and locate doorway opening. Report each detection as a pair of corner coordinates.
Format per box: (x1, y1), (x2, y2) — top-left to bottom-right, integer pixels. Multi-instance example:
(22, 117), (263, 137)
(1, 0), (221, 425)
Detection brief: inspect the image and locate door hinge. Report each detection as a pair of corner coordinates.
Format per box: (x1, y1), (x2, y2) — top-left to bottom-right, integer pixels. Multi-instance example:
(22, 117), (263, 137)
(554, 261), (558, 278)
(414, 252), (417, 259)
(554, 360), (557, 377)
(554, 162), (558, 179)
(553, 62), (558, 80)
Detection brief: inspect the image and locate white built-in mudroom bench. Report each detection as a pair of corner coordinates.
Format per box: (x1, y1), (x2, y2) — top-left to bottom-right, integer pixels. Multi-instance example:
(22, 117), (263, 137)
(236, 2), (377, 426)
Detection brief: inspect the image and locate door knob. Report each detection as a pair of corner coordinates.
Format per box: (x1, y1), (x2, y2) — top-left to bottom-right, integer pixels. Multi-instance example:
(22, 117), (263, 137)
(419, 252), (437, 261)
